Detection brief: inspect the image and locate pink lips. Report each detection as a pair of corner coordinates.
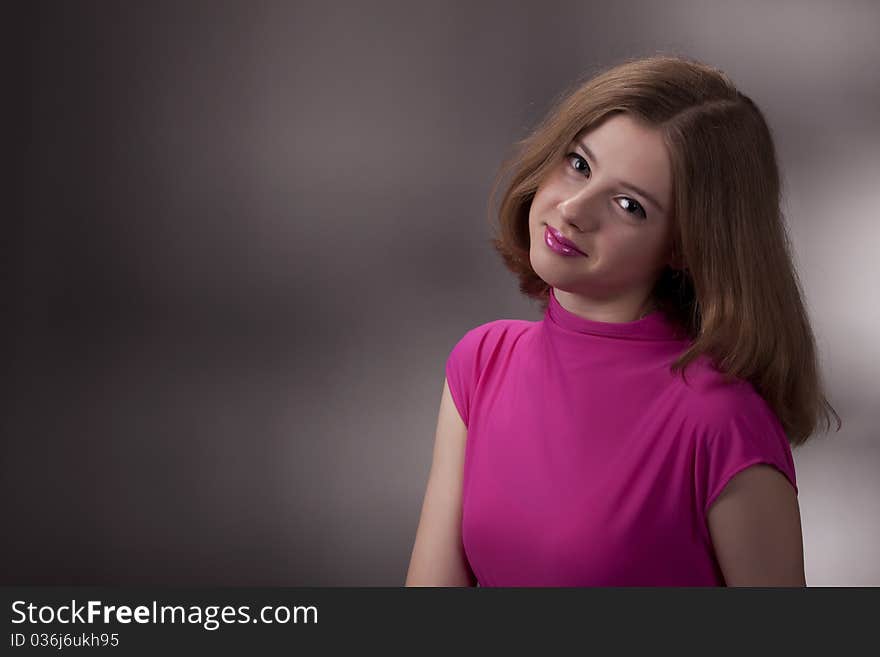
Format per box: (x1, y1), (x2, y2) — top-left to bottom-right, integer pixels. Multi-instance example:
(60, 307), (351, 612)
(544, 225), (587, 257)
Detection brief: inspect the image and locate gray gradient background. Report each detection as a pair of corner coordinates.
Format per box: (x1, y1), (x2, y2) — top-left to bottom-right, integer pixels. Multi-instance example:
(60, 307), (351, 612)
(6, 0), (879, 585)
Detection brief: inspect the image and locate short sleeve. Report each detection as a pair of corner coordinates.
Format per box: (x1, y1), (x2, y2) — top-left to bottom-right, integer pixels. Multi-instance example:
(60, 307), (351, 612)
(444, 328), (481, 428)
(695, 389), (798, 529)
(446, 319), (511, 427)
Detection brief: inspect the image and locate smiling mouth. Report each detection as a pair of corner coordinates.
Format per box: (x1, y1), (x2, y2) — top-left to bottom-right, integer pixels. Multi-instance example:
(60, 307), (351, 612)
(544, 224), (588, 257)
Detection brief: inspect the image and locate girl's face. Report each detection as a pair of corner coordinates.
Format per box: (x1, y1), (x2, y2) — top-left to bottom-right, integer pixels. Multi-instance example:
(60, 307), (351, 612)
(528, 113), (677, 323)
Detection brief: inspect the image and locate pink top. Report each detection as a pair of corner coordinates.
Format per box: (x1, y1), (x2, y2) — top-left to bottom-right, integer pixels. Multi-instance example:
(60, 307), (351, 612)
(445, 288), (798, 586)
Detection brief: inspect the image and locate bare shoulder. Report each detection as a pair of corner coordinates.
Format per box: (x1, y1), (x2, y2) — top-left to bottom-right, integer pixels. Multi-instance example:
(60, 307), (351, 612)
(707, 464), (806, 586)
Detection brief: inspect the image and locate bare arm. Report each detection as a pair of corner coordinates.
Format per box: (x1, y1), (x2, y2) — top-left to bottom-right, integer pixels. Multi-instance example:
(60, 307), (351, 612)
(405, 377), (477, 586)
(707, 464), (806, 586)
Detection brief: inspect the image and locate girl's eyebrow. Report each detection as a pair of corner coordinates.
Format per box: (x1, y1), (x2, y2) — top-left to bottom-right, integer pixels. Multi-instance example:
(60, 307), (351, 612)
(574, 141), (666, 214)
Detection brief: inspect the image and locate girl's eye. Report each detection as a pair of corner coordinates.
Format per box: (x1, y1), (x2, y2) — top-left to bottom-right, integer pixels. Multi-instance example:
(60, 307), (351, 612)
(566, 152), (590, 175)
(565, 152), (648, 220)
(617, 197), (647, 219)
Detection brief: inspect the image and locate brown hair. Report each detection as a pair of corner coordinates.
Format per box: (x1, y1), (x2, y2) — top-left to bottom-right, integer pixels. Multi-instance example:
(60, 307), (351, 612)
(487, 53), (840, 447)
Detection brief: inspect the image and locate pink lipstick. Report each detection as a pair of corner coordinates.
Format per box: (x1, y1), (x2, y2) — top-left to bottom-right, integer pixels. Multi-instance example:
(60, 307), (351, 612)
(544, 225), (587, 257)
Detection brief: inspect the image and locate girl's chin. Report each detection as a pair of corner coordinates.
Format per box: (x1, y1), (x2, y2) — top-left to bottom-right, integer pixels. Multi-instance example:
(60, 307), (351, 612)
(531, 251), (592, 271)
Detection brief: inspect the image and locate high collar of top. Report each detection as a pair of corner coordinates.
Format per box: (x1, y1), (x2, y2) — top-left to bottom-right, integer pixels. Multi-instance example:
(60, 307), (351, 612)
(544, 287), (685, 341)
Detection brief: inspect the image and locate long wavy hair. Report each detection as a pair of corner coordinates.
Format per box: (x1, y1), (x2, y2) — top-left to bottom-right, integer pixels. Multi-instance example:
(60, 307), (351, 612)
(487, 53), (840, 447)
